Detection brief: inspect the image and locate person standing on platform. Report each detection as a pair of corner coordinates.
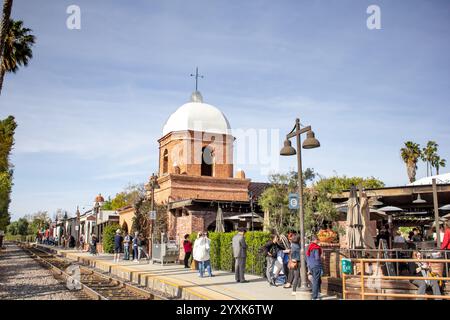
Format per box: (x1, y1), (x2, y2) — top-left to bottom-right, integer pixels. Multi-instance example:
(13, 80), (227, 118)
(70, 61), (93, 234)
(183, 234), (193, 268)
(263, 234), (279, 286)
(123, 232), (131, 260)
(193, 232), (212, 277)
(79, 234), (85, 251)
(232, 228), (248, 283)
(89, 234), (98, 255)
(132, 231), (139, 262)
(113, 229), (123, 263)
(137, 234), (149, 261)
(306, 235), (323, 300)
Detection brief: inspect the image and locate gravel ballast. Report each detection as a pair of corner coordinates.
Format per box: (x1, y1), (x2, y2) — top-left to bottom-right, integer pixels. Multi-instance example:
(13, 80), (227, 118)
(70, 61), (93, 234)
(0, 242), (78, 300)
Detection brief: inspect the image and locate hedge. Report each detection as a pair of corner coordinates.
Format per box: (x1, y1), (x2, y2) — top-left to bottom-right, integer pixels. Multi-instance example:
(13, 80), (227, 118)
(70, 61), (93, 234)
(102, 223), (121, 254)
(190, 231), (270, 277)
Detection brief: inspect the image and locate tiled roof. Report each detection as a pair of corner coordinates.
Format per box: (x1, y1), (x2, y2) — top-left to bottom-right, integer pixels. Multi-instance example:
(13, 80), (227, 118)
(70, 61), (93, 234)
(249, 182), (270, 199)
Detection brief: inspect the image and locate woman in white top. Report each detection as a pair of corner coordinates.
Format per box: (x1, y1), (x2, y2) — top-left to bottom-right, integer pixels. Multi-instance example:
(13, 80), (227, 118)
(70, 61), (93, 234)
(193, 232), (212, 277)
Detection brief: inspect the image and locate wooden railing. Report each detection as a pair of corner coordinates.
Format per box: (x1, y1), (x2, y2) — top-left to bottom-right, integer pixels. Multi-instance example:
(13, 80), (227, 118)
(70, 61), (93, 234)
(342, 257), (450, 300)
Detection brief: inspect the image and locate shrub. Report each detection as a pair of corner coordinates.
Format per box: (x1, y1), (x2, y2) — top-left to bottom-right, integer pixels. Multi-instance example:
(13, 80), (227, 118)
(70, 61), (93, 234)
(102, 223), (121, 254)
(208, 232), (221, 270)
(245, 231), (271, 276)
(189, 231), (270, 276)
(219, 232), (237, 272)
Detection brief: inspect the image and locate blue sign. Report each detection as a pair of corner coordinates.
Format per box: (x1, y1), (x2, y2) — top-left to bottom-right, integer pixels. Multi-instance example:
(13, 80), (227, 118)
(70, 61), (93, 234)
(288, 193), (300, 210)
(149, 211), (157, 220)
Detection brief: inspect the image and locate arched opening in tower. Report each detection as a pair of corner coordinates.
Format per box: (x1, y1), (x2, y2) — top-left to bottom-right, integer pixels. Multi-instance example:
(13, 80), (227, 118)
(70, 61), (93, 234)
(201, 146), (213, 176)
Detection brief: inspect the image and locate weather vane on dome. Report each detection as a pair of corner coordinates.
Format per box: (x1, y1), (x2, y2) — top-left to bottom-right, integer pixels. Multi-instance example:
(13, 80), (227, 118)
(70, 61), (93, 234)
(190, 67), (204, 91)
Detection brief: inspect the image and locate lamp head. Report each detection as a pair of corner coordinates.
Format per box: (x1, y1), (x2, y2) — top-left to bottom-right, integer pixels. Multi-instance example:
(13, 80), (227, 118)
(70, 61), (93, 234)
(280, 139), (296, 156)
(302, 131), (320, 149)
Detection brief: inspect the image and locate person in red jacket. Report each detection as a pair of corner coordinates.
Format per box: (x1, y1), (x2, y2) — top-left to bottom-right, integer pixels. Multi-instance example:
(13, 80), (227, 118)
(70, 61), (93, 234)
(183, 234), (193, 268)
(440, 221), (450, 250)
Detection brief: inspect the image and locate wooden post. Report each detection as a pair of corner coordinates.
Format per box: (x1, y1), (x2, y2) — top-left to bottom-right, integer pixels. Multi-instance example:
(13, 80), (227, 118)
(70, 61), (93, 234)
(360, 260), (365, 300)
(342, 272), (346, 300)
(432, 179), (441, 248)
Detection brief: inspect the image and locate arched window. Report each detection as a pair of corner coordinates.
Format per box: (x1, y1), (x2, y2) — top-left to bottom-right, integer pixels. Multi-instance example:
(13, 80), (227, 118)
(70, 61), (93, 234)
(201, 146), (213, 176)
(162, 149), (168, 174)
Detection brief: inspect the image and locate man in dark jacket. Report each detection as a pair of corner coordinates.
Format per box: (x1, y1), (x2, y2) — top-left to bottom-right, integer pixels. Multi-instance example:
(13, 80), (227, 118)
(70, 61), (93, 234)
(306, 236), (322, 300)
(263, 234), (282, 286)
(232, 228), (248, 283)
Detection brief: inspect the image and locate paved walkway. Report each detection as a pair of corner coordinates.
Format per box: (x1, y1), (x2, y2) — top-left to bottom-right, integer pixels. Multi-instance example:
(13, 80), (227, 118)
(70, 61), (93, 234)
(37, 244), (334, 300)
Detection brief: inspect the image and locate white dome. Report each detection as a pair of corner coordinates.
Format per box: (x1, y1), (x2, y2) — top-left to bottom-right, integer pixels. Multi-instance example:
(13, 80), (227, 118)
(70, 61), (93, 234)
(162, 91), (231, 136)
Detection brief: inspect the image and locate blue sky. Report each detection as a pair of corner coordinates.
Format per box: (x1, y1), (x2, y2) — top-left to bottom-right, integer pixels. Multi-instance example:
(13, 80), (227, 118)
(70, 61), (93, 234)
(1, 0), (449, 220)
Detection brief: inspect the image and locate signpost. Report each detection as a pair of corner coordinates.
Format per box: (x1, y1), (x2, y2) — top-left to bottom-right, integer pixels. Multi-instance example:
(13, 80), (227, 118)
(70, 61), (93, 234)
(288, 193), (300, 210)
(149, 210), (156, 220)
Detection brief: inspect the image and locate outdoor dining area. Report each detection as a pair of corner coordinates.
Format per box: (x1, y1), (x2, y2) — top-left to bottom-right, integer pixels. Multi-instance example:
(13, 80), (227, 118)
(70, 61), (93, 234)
(321, 180), (450, 299)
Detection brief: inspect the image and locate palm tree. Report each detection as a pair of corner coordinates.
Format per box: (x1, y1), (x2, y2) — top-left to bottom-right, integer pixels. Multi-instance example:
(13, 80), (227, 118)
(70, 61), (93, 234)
(421, 141), (438, 176)
(400, 141), (421, 183)
(432, 155), (446, 175)
(0, 0), (13, 63)
(0, 19), (34, 94)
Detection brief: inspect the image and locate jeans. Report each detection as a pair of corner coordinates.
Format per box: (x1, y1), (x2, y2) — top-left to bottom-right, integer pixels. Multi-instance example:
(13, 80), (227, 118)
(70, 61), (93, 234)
(311, 266), (322, 299)
(133, 246), (138, 260)
(138, 246), (148, 260)
(266, 256), (275, 281)
(124, 245), (130, 260)
(291, 267), (300, 292)
(199, 260), (212, 277)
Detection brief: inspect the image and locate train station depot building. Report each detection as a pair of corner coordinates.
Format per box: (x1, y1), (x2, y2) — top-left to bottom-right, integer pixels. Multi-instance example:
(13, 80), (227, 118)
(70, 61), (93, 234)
(119, 91), (268, 242)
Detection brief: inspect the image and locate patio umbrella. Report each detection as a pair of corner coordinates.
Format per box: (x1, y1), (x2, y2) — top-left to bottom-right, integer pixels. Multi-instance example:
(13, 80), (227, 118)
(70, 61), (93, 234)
(346, 186), (364, 252)
(378, 206), (403, 212)
(215, 206), (225, 233)
(360, 191), (376, 255)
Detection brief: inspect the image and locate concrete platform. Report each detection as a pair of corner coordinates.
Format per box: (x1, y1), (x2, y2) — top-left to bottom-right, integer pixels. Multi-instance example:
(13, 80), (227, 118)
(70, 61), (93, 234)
(35, 244), (332, 300)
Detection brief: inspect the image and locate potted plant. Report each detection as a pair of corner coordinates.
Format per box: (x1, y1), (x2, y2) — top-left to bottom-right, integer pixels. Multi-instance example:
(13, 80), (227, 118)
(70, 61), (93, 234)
(317, 229), (337, 243)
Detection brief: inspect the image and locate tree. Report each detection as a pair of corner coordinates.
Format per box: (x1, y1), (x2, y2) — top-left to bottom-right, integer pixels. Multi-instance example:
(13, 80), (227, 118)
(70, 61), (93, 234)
(0, 115), (16, 231)
(26, 211), (51, 235)
(6, 219), (17, 234)
(106, 183), (146, 210)
(313, 175), (385, 194)
(0, 0), (13, 64)
(258, 170), (317, 235)
(432, 155), (446, 175)
(400, 141), (422, 183)
(421, 141), (438, 176)
(259, 172), (385, 236)
(16, 217), (28, 235)
(0, 19), (35, 94)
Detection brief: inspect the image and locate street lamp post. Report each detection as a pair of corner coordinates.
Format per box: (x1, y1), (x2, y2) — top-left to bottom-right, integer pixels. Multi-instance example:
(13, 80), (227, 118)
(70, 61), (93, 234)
(248, 191), (254, 232)
(280, 118), (320, 295)
(147, 173), (160, 259)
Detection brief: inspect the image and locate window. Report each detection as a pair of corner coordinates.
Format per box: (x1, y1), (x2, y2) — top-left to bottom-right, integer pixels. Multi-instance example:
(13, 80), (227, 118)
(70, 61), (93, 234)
(162, 149), (168, 174)
(201, 146), (213, 176)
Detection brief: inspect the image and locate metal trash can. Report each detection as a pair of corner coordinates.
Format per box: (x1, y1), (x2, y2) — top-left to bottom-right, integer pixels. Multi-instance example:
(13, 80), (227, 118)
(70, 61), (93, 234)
(152, 239), (179, 265)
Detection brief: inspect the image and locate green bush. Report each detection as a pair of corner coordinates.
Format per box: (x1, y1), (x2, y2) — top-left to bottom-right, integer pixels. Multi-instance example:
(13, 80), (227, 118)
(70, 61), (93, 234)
(102, 223), (121, 254)
(189, 231), (270, 276)
(219, 232), (236, 272)
(208, 232), (222, 270)
(245, 231), (271, 276)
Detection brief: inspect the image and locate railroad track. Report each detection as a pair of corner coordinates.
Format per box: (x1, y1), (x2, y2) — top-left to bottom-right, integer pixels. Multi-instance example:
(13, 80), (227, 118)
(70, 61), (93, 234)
(18, 243), (167, 300)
